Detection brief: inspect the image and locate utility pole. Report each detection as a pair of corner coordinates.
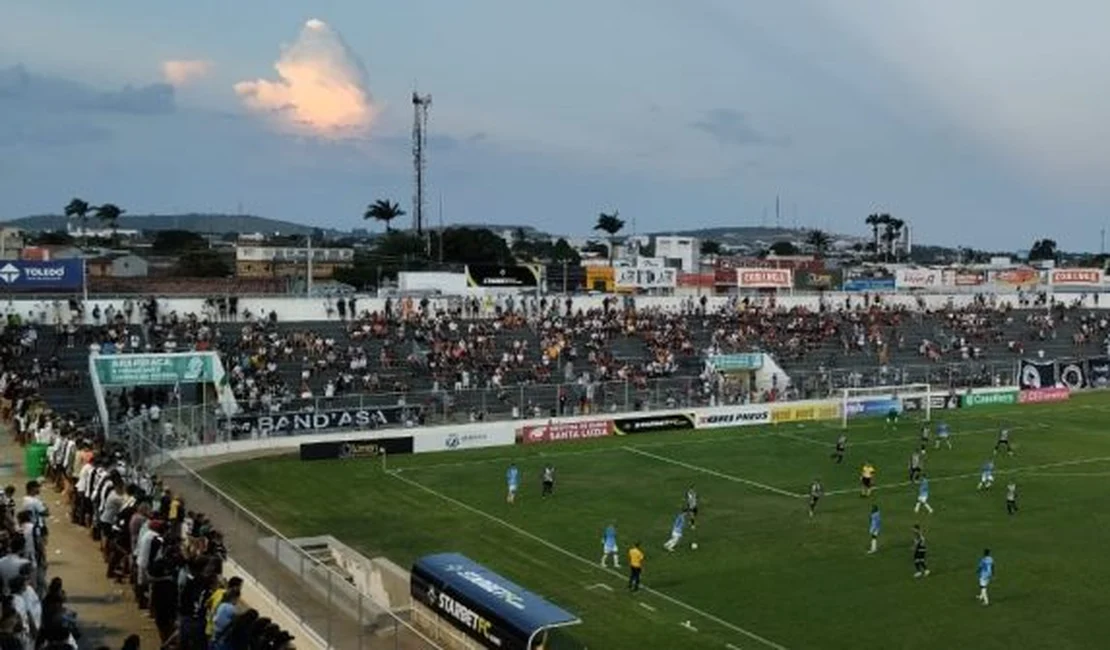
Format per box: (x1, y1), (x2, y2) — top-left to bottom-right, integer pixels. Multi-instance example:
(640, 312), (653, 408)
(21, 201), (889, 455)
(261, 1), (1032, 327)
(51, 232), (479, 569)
(775, 195), (781, 228)
(306, 233), (314, 296)
(438, 193), (445, 264)
(412, 91), (432, 237)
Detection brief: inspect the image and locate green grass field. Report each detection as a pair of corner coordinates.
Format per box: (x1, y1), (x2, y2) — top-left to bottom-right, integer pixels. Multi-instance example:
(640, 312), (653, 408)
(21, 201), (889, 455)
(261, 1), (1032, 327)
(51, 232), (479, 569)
(203, 392), (1110, 650)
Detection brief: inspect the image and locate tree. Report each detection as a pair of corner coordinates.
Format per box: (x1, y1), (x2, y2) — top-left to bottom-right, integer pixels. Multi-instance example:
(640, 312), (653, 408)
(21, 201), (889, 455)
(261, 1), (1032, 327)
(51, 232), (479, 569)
(93, 203), (124, 246)
(593, 211), (625, 262)
(1029, 238), (1058, 262)
(582, 240), (609, 257)
(364, 199), (406, 232)
(64, 198), (91, 248)
(805, 229), (831, 256)
(864, 213), (885, 257)
(700, 240), (723, 256)
(882, 216), (904, 262)
(29, 231), (74, 246)
(551, 238), (581, 265)
(175, 250), (231, 277)
(152, 229), (208, 254)
(769, 241), (799, 256)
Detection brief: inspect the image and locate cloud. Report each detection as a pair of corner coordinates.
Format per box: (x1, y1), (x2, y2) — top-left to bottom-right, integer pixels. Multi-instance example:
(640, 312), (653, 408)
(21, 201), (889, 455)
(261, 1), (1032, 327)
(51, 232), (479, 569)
(234, 18), (375, 139)
(690, 108), (788, 147)
(0, 64), (175, 115)
(163, 60), (212, 87)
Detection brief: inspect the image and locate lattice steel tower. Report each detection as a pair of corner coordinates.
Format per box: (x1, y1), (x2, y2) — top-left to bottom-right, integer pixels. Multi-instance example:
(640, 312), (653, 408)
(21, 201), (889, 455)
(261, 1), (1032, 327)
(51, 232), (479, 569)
(411, 92), (432, 235)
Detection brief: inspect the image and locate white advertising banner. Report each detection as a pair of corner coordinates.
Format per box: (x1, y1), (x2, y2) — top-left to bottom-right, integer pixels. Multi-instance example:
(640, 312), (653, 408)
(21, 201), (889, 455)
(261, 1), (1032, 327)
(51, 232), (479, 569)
(1049, 268), (1104, 286)
(894, 268), (942, 289)
(736, 269), (792, 289)
(412, 428), (517, 454)
(695, 405), (771, 429)
(615, 266), (677, 289)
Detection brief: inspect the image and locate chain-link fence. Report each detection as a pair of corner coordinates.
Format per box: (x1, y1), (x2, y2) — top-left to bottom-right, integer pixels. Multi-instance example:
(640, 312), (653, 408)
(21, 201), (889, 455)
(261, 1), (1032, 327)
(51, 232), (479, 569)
(126, 423), (443, 650)
(138, 358), (1021, 450)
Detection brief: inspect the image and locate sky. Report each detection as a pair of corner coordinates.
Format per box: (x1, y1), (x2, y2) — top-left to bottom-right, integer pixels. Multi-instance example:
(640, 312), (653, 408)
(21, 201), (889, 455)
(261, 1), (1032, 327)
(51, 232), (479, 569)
(2, 0), (1108, 250)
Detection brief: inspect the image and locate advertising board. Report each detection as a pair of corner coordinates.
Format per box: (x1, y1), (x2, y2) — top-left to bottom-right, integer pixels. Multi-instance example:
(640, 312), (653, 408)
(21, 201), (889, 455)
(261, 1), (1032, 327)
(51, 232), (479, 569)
(1019, 360), (1058, 389)
(413, 429), (518, 454)
(736, 269), (792, 289)
(1049, 268), (1103, 286)
(960, 389), (1018, 408)
(614, 266), (677, 289)
(518, 420), (613, 444)
(1018, 387), (1070, 404)
(299, 436), (413, 461)
(948, 270), (986, 287)
(464, 265), (541, 288)
(770, 402), (840, 423)
(93, 352), (216, 387)
(223, 405), (418, 437)
(894, 268), (942, 290)
(696, 406), (770, 429)
(842, 277), (895, 291)
(990, 267), (1039, 288)
(613, 413), (695, 434)
(0, 260), (84, 292)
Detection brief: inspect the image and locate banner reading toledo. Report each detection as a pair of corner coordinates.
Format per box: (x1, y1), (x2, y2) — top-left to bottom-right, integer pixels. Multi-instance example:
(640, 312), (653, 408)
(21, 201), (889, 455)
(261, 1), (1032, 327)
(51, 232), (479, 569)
(93, 352), (216, 387)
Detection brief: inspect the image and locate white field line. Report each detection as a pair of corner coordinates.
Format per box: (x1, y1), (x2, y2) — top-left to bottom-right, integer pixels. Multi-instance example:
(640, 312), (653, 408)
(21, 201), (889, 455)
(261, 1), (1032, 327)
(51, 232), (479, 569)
(1020, 471), (1110, 478)
(639, 602), (657, 612)
(774, 425), (1019, 449)
(824, 455), (1110, 496)
(587, 583), (615, 592)
(623, 447), (805, 499)
(386, 470), (789, 650)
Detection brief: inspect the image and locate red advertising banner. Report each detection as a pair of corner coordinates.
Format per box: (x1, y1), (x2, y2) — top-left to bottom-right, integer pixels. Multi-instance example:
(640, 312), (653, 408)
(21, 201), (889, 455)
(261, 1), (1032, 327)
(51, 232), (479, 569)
(519, 420), (613, 444)
(991, 267), (1039, 287)
(1018, 387), (1070, 404)
(951, 270), (986, 286)
(737, 269), (793, 288)
(1049, 268), (1104, 286)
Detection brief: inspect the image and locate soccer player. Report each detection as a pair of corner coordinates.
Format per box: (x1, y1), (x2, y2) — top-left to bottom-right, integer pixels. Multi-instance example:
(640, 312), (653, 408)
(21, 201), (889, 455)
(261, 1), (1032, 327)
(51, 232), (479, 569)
(1006, 482), (1018, 515)
(541, 464), (556, 498)
(860, 461), (876, 497)
(867, 505), (881, 554)
(978, 459), (995, 490)
(914, 475), (934, 514)
(919, 424), (930, 454)
(886, 407), (899, 430)
(683, 486), (699, 529)
(664, 512), (686, 552)
(935, 421), (952, 449)
(808, 479), (824, 517)
(912, 524), (930, 578)
(909, 450), (923, 483)
(506, 463), (520, 504)
(994, 427), (1014, 456)
(601, 524), (620, 568)
(831, 433), (847, 464)
(628, 542), (644, 592)
(977, 549), (994, 605)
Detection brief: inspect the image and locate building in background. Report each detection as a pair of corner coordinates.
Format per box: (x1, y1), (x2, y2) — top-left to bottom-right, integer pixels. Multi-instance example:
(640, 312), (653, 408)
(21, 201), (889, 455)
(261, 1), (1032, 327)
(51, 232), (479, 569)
(0, 228), (25, 260)
(654, 236), (699, 272)
(87, 253), (150, 278)
(236, 245), (354, 279)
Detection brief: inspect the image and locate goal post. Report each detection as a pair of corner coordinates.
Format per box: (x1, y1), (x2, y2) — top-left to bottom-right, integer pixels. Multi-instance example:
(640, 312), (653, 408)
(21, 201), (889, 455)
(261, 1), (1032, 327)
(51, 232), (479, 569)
(841, 383), (932, 429)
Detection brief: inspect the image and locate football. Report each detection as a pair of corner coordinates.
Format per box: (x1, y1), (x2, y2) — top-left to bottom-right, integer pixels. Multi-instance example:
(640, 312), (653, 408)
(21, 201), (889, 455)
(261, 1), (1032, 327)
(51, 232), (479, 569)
(690, 542), (699, 550)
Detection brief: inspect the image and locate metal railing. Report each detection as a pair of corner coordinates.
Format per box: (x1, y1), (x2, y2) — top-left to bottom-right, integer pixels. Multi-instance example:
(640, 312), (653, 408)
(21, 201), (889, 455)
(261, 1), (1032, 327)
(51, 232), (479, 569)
(126, 422), (443, 650)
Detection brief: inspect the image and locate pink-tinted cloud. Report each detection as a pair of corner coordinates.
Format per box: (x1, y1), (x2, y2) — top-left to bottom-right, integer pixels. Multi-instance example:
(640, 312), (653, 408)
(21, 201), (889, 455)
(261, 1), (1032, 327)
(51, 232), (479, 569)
(234, 19), (375, 139)
(162, 60), (212, 87)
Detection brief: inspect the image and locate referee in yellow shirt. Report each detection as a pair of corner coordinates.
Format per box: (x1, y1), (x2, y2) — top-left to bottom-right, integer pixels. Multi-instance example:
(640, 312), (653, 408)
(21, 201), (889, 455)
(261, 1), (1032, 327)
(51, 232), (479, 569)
(628, 542), (644, 592)
(861, 462), (876, 497)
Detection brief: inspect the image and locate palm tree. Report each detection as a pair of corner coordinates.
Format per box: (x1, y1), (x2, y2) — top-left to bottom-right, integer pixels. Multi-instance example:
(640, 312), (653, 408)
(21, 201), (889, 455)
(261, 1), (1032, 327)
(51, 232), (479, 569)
(805, 229), (831, 257)
(593, 210), (625, 263)
(865, 214), (884, 256)
(93, 203), (124, 246)
(64, 198), (91, 248)
(882, 216), (904, 261)
(1029, 238), (1058, 262)
(363, 199), (406, 233)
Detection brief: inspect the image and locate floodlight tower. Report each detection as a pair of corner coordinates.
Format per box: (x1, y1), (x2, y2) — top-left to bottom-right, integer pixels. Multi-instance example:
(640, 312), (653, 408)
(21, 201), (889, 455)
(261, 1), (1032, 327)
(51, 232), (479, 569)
(412, 92), (432, 235)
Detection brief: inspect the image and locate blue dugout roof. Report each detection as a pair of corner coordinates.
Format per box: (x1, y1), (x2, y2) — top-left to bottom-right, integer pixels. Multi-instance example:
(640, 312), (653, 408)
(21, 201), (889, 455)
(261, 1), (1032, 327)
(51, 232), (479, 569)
(414, 553), (581, 635)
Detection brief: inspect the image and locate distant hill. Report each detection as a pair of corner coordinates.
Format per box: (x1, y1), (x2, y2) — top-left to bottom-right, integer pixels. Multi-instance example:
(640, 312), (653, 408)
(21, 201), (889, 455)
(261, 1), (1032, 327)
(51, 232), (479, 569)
(646, 226), (865, 244)
(3, 213), (333, 236)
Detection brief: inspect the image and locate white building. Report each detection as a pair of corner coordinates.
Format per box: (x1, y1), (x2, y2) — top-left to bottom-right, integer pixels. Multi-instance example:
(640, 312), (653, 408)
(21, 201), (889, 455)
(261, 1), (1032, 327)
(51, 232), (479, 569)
(654, 236), (699, 272)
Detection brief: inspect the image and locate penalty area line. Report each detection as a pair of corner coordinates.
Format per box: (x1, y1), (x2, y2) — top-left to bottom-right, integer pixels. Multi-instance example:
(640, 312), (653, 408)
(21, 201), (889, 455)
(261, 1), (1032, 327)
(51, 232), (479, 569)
(386, 469), (789, 650)
(623, 446), (804, 499)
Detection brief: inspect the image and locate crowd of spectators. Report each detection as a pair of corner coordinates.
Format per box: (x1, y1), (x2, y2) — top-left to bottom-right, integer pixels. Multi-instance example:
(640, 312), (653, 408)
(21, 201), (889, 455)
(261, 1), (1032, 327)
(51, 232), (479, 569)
(1, 314), (297, 650)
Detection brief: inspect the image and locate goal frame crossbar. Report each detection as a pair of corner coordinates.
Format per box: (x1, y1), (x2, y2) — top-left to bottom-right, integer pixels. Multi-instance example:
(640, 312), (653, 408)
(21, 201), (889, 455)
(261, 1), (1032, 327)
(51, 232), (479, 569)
(840, 383), (933, 429)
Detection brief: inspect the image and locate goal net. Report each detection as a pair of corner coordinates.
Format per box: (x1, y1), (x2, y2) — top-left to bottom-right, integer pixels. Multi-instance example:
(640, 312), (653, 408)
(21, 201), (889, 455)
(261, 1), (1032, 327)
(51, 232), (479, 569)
(841, 383), (932, 429)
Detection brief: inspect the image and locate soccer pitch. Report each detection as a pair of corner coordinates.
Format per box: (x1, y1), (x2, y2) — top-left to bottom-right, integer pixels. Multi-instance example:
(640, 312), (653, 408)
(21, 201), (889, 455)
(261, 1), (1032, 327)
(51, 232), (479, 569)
(202, 392), (1110, 649)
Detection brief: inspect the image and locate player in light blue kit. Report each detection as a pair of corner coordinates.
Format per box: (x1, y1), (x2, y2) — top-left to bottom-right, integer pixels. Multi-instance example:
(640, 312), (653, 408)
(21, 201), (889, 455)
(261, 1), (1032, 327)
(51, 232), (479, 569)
(978, 459), (995, 490)
(506, 463), (520, 504)
(977, 549), (995, 605)
(664, 512), (686, 552)
(914, 475), (934, 514)
(867, 505), (881, 554)
(601, 524), (620, 568)
(935, 421), (952, 449)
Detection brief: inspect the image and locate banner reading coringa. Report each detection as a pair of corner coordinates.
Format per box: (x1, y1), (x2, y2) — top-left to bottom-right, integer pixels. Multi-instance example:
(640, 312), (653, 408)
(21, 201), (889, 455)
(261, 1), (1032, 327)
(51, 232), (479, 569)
(770, 402), (840, 423)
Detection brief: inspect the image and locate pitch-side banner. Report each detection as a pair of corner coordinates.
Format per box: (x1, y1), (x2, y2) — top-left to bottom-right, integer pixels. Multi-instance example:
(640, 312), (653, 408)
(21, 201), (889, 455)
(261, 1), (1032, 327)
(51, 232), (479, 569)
(737, 269), (792, 289)
(518, 420), (613, 444)
(1019, 360), (1058, 389)
(894, 268), (943, 290)
(0, 260), (84, 292)
(1058, 360), (1087, 391)
(223, 405), (420, 436)
(1087, 357), (1110, 387)
(695, 406), (770, 429)
(1049, 268), (1104, 286)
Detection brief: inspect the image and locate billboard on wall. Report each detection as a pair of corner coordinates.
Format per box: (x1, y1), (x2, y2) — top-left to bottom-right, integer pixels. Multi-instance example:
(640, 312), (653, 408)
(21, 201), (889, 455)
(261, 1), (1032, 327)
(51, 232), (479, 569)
(894, 268), (942, 289)
(737, 268), (792, 289)
(947, 270), (987, 287)
(842, 275), (895, 291)
(614, 265), (677, 289)
(518, 420), (613, 444)
(1049, 268), (1103, 286)
(464, 265), (541, 288)
(990, 267), (1039, 288)
(0, 260), (84, 292)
